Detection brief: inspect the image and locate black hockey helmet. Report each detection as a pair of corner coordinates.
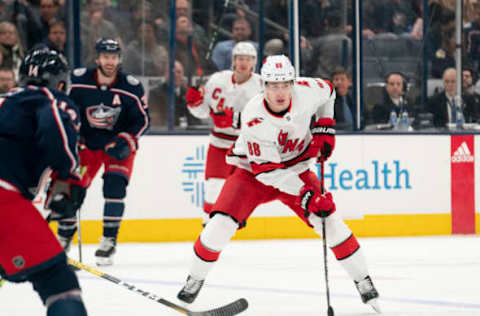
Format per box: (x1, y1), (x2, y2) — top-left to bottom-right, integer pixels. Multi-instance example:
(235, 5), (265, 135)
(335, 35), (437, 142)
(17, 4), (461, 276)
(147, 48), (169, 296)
(19, 45), (70, 92)
(95, 38), (121, 55)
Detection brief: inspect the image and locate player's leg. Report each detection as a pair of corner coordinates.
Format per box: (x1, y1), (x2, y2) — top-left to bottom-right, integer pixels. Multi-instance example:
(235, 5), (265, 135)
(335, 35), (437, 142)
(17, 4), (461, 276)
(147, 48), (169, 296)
(178, 168), (275, 303)
(203, 144), (235, 226)
(0, 189), (87, 315)
(283, 170), (380, 309)
(95, 173), (127, 266)
(98, 153), (135, 266)
(57, 148), (101, 252)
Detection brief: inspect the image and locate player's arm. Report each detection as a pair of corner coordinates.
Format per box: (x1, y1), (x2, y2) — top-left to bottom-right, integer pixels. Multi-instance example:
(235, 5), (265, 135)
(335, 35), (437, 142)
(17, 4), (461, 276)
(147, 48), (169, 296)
(309, 78), (336, 162)
(36, 97), (80, 180)
(37, 97), (84, 221)
(186, 77), (211, 119)
(107, 82), (150, 161)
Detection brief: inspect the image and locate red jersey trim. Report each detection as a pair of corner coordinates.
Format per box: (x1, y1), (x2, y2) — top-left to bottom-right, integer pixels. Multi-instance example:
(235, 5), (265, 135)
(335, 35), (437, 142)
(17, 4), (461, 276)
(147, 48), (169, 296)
(211, 129), (238, 141)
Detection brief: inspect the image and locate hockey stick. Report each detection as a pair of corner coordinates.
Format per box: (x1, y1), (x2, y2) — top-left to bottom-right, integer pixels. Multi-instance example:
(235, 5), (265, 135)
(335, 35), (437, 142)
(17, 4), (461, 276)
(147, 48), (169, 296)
(320, 161), (334, 316)
(76, 210), (82, 262)
(68, 258), (248, 316)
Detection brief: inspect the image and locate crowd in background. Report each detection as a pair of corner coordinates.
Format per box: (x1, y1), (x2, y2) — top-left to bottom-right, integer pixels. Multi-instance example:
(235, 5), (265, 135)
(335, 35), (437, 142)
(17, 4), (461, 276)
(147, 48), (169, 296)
(0, 0), (479, 131)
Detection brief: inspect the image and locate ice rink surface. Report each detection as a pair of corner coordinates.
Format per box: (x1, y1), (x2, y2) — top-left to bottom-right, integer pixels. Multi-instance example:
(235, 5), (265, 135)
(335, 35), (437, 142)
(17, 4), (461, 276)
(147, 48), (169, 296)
(3, 235), (480, 315)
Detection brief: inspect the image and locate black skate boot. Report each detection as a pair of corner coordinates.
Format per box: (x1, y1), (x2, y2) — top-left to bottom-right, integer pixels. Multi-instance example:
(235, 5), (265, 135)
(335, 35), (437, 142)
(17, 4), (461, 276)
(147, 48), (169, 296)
(177, 275), (205, 304)
(95, 237), (116, 266)
(355, 275), (381, 313)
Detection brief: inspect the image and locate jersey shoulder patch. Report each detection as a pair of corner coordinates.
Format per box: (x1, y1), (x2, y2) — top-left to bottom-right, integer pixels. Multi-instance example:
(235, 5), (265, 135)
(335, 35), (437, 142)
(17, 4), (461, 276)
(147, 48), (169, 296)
(72, 68), (87, 77)
(126, 75), (140, 86)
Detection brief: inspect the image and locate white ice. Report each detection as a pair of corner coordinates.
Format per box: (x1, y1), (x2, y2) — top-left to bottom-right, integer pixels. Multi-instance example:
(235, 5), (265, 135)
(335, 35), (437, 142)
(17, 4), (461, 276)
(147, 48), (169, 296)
(2, 235), (480, 315)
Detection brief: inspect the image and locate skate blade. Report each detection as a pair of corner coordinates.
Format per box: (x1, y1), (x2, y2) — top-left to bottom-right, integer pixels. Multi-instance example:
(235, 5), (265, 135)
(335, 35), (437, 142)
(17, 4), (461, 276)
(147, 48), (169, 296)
(367, 298), (381, 314)
(95, 257), (114, 266)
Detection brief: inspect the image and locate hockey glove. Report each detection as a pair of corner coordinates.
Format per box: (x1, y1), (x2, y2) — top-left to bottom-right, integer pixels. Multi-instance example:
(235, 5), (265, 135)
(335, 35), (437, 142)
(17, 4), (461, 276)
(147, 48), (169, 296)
(45, 181), (86, 222)
(186, 86), (204, 108)
(105, 133), (137, 161)
(309, 117), (336, 162)
(298, 185), (335, 218)
(210, 108), (241, 129)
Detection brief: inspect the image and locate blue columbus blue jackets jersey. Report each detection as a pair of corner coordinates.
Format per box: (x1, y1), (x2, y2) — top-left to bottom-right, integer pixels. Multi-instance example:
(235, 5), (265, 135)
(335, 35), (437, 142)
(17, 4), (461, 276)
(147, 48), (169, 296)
(70, 68), (150, 150)
(0, 86), (80, 200)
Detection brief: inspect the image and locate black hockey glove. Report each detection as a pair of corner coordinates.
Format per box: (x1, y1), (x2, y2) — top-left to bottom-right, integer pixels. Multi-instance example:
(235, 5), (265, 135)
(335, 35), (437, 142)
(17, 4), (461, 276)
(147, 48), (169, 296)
(105, 133), (137, 161)
(45, 181), (85, 222)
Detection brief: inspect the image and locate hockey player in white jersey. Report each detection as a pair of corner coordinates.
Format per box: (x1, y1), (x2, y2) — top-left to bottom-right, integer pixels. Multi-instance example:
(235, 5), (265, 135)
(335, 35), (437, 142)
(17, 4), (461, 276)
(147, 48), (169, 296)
(178, 55), (381, 312)
(186, 41), (262, 224)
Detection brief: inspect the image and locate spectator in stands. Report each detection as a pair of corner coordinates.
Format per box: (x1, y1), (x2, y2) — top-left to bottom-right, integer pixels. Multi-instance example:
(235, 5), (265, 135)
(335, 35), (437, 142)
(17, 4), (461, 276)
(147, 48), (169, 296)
(211, 17), (258, 71)
(427, 67), (478, 127)
(174, 0), (208, 47)
(80, 0), (121, 66)
(307, 7), (351, 78)
(175, 15), (210, 77)
(370, 72), (414, 124)
(464, 1), (480, 73)
(462, 66), (480, 118)
(38, 0), (62, 40)
(0, 22), (24, 80)
(148, 60), (204, 129)
(430, 28), (457, 78)
(0, 66), (15, 93)
(123, 20), (168, 76)
(331, 66), (355, 130)
(45, 19), (66, 56)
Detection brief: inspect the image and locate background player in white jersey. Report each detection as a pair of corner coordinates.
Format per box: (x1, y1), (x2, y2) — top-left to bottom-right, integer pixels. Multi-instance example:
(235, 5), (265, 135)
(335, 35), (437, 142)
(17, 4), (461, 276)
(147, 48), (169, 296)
(178, 55), (380, 313)
(186, 41), (262, 225)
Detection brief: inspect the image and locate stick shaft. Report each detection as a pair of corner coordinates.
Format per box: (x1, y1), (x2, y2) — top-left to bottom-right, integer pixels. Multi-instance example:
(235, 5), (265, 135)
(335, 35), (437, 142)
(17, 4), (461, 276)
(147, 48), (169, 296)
(320, 161), (333, 311)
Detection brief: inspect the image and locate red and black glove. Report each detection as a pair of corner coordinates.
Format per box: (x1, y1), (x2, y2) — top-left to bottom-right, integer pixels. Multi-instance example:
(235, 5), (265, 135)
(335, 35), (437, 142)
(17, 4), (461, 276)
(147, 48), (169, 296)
(104, 132), (137, 161)
(297, 185), (335, 218)
(186, 86), (204, 108)
(210, 108), (241, 129)
(309, 117), (336, 162)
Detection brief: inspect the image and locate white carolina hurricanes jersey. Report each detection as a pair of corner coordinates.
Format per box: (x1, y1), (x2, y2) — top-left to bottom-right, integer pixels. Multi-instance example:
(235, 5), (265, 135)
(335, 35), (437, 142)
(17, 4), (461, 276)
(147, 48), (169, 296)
(227, 77), (335, 195)
(188, 70), (263, 148)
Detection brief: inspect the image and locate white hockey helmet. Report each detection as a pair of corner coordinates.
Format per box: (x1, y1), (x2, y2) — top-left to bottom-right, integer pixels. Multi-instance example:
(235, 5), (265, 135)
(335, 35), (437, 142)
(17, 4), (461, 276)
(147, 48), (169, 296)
(232, 41), (257, 67)
(261, 55), (295, 83)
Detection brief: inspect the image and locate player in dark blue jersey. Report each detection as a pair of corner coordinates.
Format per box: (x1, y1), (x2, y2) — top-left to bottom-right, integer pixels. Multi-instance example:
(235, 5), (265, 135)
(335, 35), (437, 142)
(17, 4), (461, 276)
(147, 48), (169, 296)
(57, 38), (150, 266)
(0, 47), (87, 315)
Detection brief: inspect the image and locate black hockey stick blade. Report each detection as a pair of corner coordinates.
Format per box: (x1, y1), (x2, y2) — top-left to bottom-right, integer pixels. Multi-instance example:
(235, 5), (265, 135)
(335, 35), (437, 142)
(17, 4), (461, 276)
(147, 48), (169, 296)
(328, 305), (335, 316)
(68, 258), (248, 316)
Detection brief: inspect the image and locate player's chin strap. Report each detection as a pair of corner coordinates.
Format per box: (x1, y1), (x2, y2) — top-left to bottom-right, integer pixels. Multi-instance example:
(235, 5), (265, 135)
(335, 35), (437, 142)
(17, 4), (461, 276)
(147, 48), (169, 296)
(68, 258), (248, 316)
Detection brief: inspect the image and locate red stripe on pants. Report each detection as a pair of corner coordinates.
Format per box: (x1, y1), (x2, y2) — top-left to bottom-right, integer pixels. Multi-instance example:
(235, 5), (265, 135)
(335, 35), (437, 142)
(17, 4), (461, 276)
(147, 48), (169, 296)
(194, 238), (220, 262)
(450, 135), (476, 234)
(331, 234), (360, 260)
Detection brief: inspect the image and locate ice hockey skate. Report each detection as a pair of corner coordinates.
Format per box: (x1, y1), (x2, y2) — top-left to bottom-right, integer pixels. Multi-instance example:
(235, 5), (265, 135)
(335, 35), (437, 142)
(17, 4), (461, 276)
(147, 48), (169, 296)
(177, 275), (205, 303)
(355, 275), (381, 313)
(95, 237), (117, 266)
(58, 235), (73, 253)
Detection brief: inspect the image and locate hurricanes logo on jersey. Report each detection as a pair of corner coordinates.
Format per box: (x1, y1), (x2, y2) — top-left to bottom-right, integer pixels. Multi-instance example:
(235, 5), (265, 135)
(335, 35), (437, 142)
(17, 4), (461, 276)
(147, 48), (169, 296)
(86, 103), (121, 130)
(277, 129), (305, 153)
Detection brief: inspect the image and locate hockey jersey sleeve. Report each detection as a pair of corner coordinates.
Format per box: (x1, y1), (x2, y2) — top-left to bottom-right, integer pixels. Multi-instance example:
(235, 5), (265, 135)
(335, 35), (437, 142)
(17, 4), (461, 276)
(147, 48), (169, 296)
(36, 92), (80, 180)
(313, 78), (335, 119)
(242, 125), (305, 196)
(123, 82), (150, 138)
(187, 74), (219, 119)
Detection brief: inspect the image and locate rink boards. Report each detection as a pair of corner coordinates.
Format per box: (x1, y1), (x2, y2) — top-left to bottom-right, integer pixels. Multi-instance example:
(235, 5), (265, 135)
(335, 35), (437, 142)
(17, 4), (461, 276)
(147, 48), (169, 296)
(46, 134), (480, 242)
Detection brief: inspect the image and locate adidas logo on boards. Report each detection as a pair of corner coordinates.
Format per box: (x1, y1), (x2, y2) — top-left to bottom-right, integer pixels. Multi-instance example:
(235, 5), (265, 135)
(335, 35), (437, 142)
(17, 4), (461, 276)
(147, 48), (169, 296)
(451, 141), (474, 163)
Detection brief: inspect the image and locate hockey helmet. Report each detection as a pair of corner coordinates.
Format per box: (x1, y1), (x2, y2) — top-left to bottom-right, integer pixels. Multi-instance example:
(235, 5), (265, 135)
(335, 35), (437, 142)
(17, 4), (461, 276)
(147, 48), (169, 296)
(261, 55), (295, 83)
(232, 41), (257, 65)
(19, 45), (70, 92)
(95, 38), (121, 55)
